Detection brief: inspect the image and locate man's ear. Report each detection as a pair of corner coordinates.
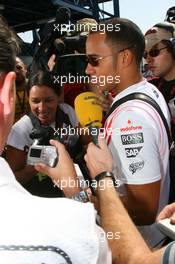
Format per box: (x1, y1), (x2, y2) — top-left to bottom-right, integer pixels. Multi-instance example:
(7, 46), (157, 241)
(0, 72), (16, 115)
(0, 72), (16, 155)
(121, 49), (134, 67)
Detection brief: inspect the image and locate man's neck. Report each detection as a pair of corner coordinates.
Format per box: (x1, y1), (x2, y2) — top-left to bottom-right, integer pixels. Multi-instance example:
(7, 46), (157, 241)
(163, 64), (175, 81)
(115, 71), (143, 94)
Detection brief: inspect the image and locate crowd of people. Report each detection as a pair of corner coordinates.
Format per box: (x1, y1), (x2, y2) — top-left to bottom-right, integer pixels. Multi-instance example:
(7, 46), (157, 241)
(0, 6), (175, 263)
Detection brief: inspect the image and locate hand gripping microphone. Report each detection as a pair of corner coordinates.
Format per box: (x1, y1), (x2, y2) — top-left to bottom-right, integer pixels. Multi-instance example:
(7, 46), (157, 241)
(74, 92), (103, 145)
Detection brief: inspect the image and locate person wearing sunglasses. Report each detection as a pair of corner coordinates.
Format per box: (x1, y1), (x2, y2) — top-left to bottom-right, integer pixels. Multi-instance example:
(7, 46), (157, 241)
(144, 22), (175, 138)
(85, 17), (171, 248)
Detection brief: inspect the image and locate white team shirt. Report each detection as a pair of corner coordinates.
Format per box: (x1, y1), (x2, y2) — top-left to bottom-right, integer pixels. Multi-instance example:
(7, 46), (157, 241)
(105, 79), (171, 248)
(0, 158), (111, 263)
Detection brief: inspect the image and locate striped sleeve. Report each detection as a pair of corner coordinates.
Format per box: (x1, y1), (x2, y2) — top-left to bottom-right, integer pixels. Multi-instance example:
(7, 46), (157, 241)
(162, 242), (175, 264)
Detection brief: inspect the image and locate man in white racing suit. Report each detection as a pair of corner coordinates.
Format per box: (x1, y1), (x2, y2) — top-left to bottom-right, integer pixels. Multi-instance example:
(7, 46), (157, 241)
(85, 17), (171, 248)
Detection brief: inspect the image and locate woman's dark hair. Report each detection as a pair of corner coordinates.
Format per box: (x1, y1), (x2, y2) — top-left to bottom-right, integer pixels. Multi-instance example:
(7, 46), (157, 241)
(27, 70), (62, 96)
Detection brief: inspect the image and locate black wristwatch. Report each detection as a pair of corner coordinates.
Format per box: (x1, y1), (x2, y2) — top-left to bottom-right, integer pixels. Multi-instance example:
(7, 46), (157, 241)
(92, 171), (116, 191)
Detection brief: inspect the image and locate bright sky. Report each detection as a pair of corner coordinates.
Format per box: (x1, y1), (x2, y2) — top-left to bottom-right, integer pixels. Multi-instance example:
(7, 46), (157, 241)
(104, 0), (174, 34)
(19, 0), (175, 42)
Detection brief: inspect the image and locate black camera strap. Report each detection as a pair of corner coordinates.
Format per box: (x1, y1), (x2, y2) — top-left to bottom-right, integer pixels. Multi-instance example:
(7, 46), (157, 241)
(105, 92), (172, 147)
(55, 106), (72, 129)
(28, 111), (41, 129)
(105, 92), (175, 203)
(28, 106), (73, 146)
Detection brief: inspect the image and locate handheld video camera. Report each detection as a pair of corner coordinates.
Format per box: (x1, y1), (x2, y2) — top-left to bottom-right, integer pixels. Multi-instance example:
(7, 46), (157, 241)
(27, 124), (58, 168)
(27, 139), (58, 168)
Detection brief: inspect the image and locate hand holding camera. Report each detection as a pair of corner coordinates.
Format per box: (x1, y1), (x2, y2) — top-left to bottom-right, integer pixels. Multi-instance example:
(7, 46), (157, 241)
(27, 143), (58, 168)
(27, 124), (58, 168)
(33, 139), (80, 196)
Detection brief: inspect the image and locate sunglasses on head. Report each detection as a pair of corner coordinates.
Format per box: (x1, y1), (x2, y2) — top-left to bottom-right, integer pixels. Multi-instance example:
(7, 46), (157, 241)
(144, 47), (168, 59)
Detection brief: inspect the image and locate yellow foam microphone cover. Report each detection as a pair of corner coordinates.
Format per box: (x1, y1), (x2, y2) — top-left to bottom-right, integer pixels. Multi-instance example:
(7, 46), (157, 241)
(74, 92), (103, 128)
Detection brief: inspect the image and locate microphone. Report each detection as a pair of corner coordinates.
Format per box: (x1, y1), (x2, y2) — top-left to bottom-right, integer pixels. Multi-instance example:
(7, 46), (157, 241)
(74, 92), (103, 145)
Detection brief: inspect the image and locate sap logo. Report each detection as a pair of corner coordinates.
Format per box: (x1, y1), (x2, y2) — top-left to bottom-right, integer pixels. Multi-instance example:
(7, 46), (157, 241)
(129, 160), (144, 174)
(121, 133), (144, 145)
(125, 147), (142, 158)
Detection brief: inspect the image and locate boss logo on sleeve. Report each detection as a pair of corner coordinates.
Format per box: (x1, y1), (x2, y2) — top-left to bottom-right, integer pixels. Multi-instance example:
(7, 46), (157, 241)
(121, 133), (144, 145)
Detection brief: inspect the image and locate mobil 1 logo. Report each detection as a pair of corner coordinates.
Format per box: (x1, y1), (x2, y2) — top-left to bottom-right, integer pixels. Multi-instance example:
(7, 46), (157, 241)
(121, 133), (144, 145)
(129, 160), (144, 174)
(125, 147), (142, 158)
